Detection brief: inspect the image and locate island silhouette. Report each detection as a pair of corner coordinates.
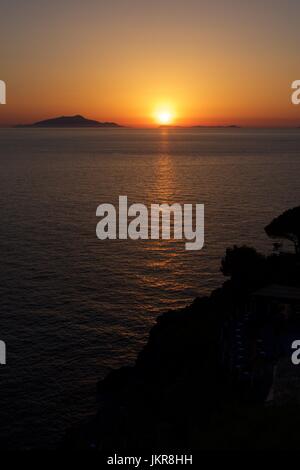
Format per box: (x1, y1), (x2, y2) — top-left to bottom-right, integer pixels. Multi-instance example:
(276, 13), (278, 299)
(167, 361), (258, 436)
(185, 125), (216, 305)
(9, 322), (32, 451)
(158, 124), (240, 129)
(14, 115), (241, 129)
(16, 114), (122, 128)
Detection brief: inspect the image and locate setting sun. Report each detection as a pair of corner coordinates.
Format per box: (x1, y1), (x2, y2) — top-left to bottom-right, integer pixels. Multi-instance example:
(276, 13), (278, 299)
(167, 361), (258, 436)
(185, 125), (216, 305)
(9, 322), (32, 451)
(155, 110), (173, 126)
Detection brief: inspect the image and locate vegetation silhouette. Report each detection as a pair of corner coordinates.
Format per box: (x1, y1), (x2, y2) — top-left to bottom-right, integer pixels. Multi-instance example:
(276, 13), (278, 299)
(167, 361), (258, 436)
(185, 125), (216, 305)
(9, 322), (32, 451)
(265, 206), (300, 255)
(64, 207), (300, 450)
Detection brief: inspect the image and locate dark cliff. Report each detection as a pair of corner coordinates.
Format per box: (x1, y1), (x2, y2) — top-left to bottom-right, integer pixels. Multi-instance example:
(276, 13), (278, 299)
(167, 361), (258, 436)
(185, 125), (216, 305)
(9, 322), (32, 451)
(63, 243), (300, 450)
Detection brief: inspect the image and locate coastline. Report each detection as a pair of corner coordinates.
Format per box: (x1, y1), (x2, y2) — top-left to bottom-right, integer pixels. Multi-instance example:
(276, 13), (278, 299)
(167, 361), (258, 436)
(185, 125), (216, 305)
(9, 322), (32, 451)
(63, 241), (300, 450)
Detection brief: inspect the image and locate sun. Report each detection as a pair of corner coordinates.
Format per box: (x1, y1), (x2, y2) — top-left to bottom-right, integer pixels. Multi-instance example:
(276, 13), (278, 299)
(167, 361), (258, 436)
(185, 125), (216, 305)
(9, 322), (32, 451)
(155, 110), (173, 125)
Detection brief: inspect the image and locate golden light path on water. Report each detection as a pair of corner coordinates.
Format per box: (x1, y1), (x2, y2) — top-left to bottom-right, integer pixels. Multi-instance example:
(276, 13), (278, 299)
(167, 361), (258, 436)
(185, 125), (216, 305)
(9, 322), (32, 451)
(138, 130), (191, 299)
(1, 128), (300, 448)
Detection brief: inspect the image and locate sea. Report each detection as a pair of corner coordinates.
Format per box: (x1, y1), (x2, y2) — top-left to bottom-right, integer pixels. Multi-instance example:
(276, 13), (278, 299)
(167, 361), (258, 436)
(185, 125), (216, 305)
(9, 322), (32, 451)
(0, 127), (299, 448)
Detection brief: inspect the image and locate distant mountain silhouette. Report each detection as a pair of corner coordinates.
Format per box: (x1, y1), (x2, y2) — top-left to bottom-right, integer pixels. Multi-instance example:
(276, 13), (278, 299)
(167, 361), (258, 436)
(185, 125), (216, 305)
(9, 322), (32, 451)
(158, 124), (241, 129)
(191, 124), (240, 128)
(16, 114), (122, 128)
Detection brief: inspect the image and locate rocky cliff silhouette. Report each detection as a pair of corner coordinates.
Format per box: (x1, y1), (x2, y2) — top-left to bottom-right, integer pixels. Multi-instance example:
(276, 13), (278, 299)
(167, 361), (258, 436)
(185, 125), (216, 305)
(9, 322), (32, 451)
(63, 209), (300, 450)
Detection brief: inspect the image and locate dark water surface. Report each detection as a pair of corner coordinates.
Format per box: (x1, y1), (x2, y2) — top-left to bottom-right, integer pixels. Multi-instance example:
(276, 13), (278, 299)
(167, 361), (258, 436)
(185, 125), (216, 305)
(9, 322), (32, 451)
(0, 128), (300, 448)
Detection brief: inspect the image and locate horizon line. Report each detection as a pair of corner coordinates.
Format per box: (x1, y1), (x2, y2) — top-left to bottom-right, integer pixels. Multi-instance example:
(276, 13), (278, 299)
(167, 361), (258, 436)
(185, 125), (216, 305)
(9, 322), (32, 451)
(1, 124), (300, 130)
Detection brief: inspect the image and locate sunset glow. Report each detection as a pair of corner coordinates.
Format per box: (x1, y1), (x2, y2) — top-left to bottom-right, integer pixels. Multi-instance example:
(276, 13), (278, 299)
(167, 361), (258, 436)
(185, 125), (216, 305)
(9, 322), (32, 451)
(1, 2), (300, 127)
(155, 110), (173, 126)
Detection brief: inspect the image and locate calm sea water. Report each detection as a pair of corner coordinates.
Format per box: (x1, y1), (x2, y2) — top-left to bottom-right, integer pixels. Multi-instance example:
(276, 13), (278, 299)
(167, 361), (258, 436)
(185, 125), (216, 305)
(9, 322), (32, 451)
(0, 128), (300, 448)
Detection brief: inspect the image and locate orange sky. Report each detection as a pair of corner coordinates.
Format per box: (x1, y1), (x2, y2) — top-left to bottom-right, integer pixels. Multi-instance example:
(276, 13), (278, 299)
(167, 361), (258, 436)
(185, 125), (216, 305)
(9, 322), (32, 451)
(1, 0), (300, 127)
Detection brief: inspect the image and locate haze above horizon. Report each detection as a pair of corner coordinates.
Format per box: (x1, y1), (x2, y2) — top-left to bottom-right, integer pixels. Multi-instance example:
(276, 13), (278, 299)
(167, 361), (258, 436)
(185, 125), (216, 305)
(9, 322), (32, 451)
(1, 0), (300, 127)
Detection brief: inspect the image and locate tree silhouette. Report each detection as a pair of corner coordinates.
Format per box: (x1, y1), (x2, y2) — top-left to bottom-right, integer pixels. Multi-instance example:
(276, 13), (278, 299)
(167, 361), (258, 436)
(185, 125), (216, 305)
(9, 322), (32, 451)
(221, 245), (266, 286)
(265, 207), (300, 255)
